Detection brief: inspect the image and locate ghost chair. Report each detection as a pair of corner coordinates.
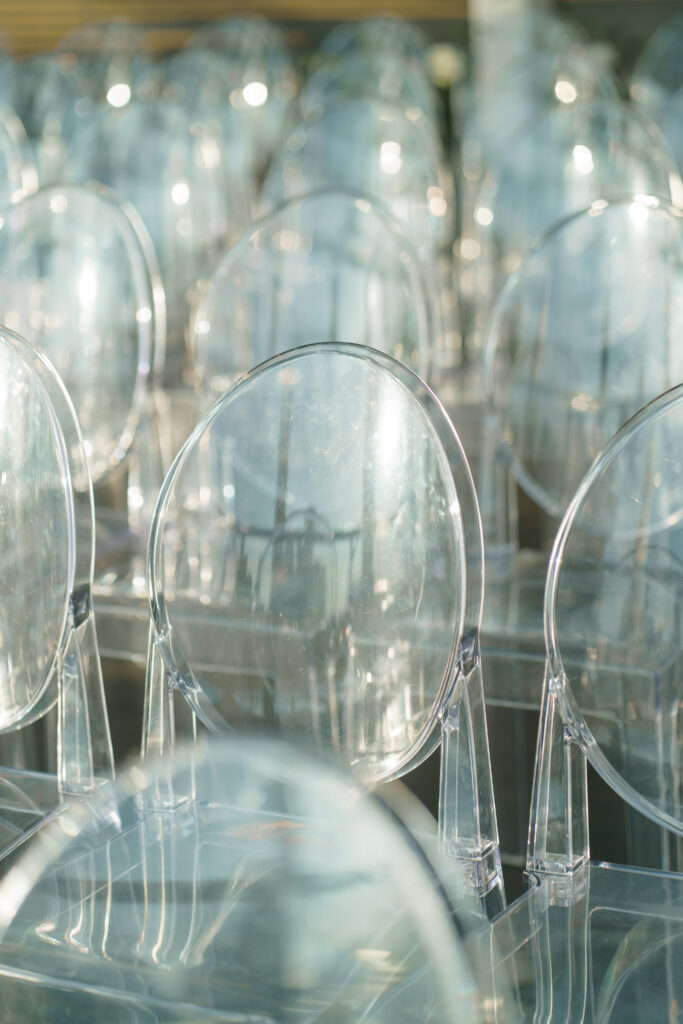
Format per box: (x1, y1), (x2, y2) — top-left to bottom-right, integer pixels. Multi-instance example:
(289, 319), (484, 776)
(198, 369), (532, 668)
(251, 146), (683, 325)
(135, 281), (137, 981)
(65, 97), (248, 387)
(0, 181), (166, 585)
(468, 96), (682, 374)
(479, 195), (683, 871)
(0, 735), (516, 1023)
(190, 188), (436, 416)
(491, 382), (683, 1023)
(142, 343), (505, 914)
(0, 327), (113, 862)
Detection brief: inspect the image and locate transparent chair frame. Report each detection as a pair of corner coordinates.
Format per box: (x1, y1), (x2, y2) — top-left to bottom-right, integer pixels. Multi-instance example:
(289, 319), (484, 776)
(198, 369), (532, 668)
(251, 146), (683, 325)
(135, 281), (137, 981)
(0, 329), (113, 819)
(142, 343), (504, 910)
(527, 384), (683, 882)
(0, 181), (167, 569)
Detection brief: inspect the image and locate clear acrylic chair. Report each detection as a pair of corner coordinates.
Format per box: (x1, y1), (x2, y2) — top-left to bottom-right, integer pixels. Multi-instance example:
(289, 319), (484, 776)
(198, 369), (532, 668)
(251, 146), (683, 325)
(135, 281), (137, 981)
(0, 326), (113, 859)
(162, 48), (254, 198)
(490, 382), (683, 1023)
(143, 343), (504, 912)
(456, 46), (618, 362)
(0, 180), (166, 589)
(65, 98), (249, 386)
(0, 735), (506, 1023)
(186, 15), (297, 179)
(10, 54), (80, 187)
(467, 96), (682, 369)
(302, 14), (437, 124)
(191, 188), (435, 412)
(479, 195), (683, 870)
(263, 96), (453, 263)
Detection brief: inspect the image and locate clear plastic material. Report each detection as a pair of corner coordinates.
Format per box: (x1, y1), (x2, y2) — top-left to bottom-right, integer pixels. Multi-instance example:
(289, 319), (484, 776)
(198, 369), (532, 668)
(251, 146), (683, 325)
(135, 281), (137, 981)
(162, 49), (253, 192)
(630, 11), (683, 124)
(492, 864), (683, 1024)
(65, 99), (248, 384)
(314, 15), (430, 67)
(0, 327), (113, 803)
(263, 97), (453, 260)
(191, 189), (434, 407)
(186, 15), (297, 176)
(473, 98), (681, 301)
(145, 344), (502, 906)
(12, 54), (82, 186)
(546, 385), (683, 837)
(492, 386), (683, 1023)
(300, 51), (438, 123)
(303, 16), (436, 122)
(0, 737), (484, 1023)
(484, 197), (683, 520)
(57, 18), (157, 110)
(0, 182), (158, 487)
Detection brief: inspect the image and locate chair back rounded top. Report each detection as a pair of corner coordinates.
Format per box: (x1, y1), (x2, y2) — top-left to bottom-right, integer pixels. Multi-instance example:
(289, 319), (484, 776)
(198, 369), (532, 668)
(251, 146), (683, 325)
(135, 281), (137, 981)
(485, 196), (683, 518)
(546, 383), (683, 834)
(148, 343), (483, 784)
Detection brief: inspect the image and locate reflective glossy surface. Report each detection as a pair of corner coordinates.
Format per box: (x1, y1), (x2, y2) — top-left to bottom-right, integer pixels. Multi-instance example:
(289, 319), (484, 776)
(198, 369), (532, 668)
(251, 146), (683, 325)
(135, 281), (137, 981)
(550, 385), (683, 828)
(0, 339), (70, 727)
(0, 183), (155, 483)
(474, 98), (680, 283)
(493, 865), (683, 1024)
(0, 737), (480, 1022)
(187, 15), (297, 175)
(485, 197), (683, 519)
(263, 97), (453, 258)
(192, 189), (433, 403)
(66, 99), (247, 383)
(150, 346), (468, 782)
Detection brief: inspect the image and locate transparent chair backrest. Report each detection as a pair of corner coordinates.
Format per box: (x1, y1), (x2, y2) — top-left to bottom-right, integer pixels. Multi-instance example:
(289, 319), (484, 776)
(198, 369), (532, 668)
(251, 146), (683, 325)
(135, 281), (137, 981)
(314, 15), (430, 66)
(0, 736), (483, 1023)
(460, 46), (618, 188)
(186, 15), (297, 175)
(145, 343), (501, 904)
(544, 385), (683, 844)
(162, 49), (253, 189)
(192, 189), (434, 403)
(0, 328), (112, 792)
(65, 99), (248, 385)
(305, 16), (434, 121)
(11, 55), (80, 187)
(630, 11), (683, 123)
(300, 50), (438, 123)
(0, 181), (162, 488)
(484, 196), (683, 521)
(262, 97), (453, 259)
(473, 97), (682, 285)
(56, 18), (156, 108)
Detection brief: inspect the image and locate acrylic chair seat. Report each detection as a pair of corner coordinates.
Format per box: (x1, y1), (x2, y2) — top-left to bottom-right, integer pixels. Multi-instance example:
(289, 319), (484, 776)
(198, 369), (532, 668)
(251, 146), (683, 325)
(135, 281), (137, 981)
(0, 327), (113, 866)
(490, 383), (683, 1022)
(143, 343), (504, 912)
(0, 735), (511, 1023)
